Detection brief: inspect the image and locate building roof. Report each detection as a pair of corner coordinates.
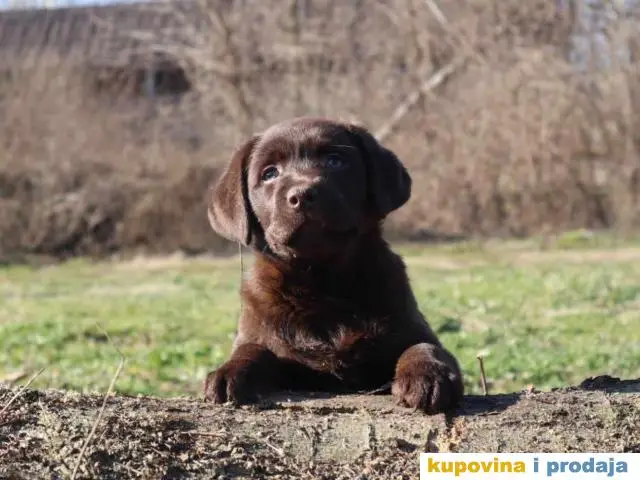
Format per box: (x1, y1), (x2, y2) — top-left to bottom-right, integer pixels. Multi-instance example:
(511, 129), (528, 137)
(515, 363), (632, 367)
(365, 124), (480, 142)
(0, 1), (186, 70)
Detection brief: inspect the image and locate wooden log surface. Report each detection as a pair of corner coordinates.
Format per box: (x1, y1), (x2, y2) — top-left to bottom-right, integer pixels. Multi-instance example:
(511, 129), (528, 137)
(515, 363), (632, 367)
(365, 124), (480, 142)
(1, 376), (639, 479)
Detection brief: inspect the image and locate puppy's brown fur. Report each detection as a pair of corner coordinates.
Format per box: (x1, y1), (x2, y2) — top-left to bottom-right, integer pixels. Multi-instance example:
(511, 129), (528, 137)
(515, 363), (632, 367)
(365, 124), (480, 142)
(204, 117), (463, 414)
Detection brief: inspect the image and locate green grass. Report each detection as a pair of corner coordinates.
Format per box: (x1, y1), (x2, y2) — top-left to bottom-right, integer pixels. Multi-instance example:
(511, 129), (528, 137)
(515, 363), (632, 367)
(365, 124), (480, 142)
(1, 234), (640, 398)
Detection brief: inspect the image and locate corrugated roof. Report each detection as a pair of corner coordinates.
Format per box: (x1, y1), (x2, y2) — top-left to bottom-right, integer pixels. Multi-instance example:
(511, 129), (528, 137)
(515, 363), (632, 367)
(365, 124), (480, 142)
(0, 1), (185, 69)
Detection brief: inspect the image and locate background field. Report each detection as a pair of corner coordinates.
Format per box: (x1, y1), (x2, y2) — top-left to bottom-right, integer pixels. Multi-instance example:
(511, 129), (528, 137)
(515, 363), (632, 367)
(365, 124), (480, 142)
(2, 232), (639, 398)
(1, 1), (639, 403)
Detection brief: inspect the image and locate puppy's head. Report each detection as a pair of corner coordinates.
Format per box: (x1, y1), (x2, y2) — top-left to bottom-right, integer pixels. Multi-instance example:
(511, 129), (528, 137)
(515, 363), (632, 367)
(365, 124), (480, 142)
(207, 117), (411, 261)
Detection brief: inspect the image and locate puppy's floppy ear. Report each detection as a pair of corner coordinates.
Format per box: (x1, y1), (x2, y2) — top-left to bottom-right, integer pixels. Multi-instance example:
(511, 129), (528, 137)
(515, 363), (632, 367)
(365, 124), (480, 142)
(346, 123), (412, 218)
(206, 135), (260, 246)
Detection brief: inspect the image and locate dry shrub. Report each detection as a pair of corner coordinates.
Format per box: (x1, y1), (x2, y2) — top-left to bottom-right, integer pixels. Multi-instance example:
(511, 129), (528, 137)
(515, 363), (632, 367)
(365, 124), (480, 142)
(389, 48), (631, 237)
(0, 0), (639, 259)
(0, 67), (226, 259)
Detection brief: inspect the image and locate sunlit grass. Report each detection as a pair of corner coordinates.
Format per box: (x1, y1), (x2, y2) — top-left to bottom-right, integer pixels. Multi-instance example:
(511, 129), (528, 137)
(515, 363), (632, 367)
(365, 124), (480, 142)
(1, 234), (639, 397)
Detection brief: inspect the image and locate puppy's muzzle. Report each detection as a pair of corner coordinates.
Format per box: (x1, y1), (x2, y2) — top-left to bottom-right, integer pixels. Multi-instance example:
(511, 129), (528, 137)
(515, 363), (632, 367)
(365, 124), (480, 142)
(286, 185), (319, 212)
(282, 183), (353, 231)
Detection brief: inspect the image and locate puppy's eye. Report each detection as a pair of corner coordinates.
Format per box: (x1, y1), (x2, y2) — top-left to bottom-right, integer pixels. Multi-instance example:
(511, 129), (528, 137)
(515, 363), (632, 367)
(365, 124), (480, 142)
(261, 166), (279, 182)
(325, 154), (346, 169)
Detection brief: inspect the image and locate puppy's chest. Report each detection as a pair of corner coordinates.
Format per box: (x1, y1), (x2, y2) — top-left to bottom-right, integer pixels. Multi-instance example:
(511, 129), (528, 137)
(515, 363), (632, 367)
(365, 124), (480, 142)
(270, 291), (397, 373)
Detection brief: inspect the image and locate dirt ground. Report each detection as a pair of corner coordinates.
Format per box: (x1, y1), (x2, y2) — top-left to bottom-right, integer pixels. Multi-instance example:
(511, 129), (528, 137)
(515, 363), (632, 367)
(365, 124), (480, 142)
(1, 376), (639, 480)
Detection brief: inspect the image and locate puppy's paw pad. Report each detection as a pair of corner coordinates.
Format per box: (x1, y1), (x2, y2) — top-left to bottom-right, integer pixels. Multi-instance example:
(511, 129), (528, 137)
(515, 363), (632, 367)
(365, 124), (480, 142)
(203, 364), (257, 406)
(392, 371), (457, 414)
(392, 351), (463, 415)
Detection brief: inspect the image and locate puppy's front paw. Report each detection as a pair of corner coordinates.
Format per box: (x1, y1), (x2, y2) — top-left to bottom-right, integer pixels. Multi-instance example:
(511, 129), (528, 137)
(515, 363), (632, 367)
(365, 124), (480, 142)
(392, 343), (463, 415)
(203, 345), (279, 405)
(204, 361), (258, 405)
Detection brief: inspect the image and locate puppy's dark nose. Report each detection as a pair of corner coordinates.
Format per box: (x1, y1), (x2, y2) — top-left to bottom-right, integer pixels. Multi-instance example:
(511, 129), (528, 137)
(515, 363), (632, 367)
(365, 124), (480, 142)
(287, 186), (317, 210)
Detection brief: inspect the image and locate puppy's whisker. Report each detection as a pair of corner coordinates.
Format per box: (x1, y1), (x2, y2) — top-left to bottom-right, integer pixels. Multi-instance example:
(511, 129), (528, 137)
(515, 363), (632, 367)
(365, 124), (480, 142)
(331, 144), (357, 150)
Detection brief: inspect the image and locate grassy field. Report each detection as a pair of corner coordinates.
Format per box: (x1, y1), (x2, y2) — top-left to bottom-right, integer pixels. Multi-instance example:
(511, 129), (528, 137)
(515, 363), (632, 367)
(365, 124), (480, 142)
(1, 232), (640, 399)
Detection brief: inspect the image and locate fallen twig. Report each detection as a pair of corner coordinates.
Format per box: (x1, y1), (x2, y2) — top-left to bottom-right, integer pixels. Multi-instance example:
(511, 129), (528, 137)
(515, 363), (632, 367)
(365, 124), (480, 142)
(70, 325), (126, 480)
(181, 430), (227, 438)
(257, 438), (286, 457)
(362, 381), (393, 395)
(0, 367), (46, 420)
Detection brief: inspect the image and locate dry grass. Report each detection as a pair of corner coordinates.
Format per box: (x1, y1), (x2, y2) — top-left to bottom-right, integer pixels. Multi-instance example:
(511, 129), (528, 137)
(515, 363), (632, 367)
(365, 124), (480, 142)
(0, 0), (639, 259)
(0, 68), (228, 259)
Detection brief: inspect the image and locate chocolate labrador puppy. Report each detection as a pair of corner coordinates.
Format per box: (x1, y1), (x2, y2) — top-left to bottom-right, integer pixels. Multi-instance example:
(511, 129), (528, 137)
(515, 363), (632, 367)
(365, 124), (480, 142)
(204, 117), (463, 414)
